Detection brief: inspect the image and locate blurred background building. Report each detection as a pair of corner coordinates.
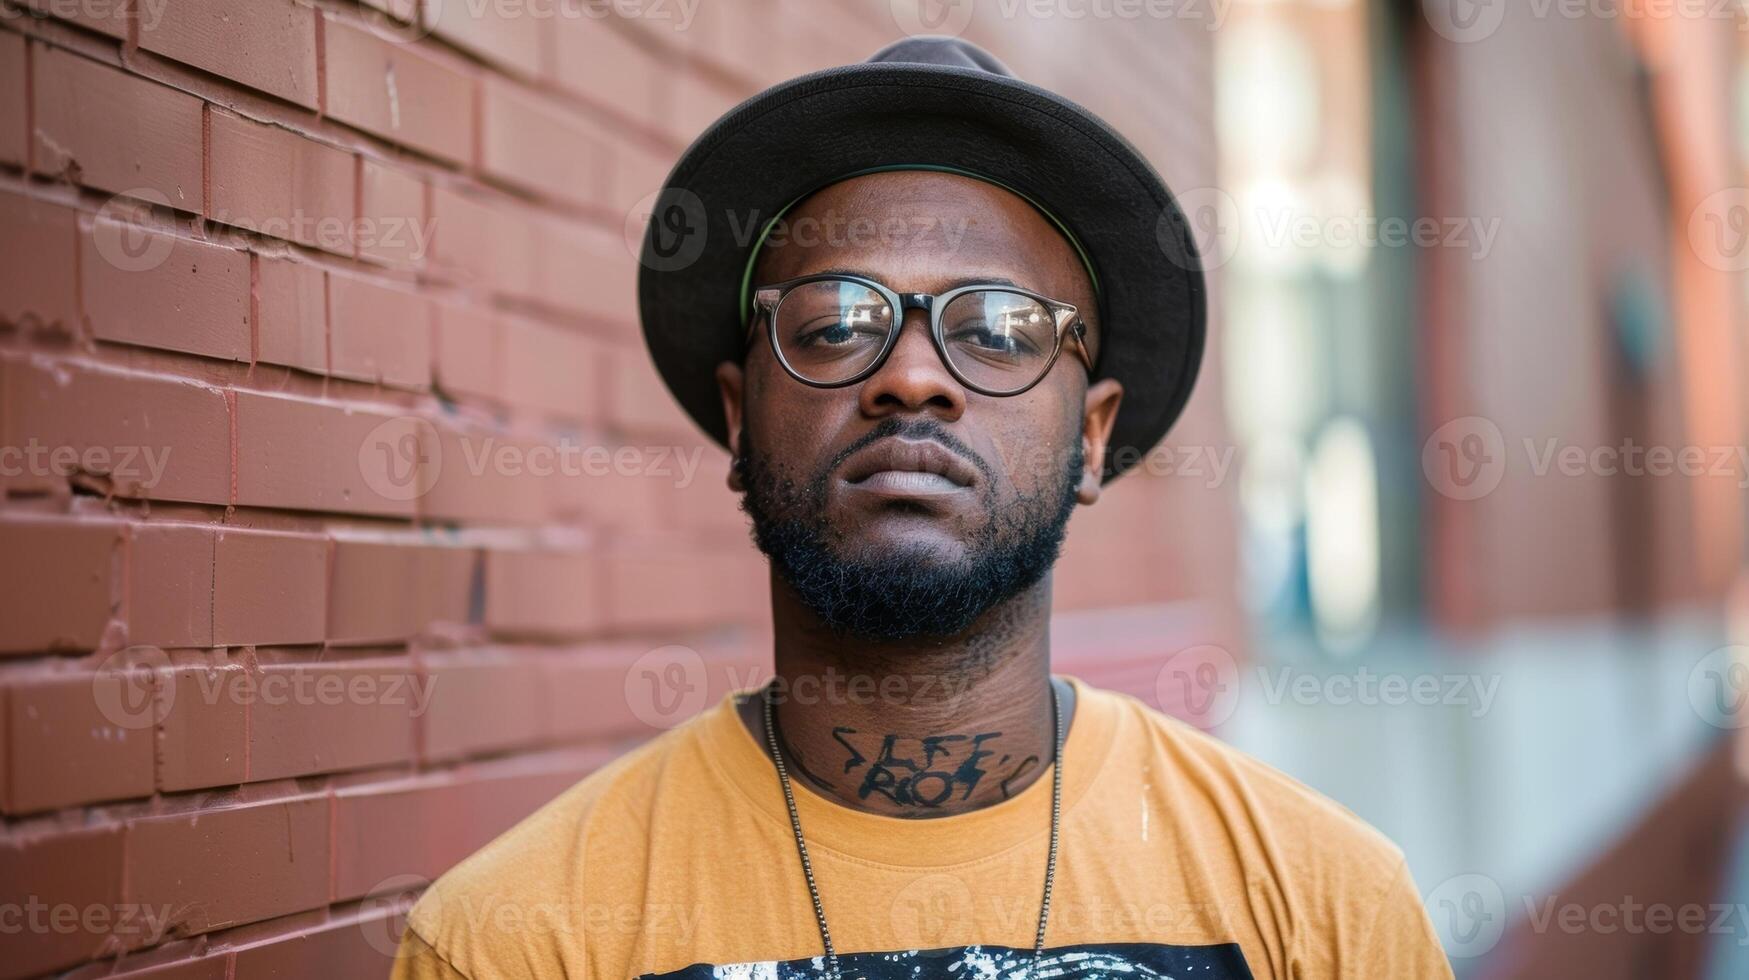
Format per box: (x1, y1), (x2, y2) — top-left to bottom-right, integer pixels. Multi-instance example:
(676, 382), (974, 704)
(0, 0), (1744, 976)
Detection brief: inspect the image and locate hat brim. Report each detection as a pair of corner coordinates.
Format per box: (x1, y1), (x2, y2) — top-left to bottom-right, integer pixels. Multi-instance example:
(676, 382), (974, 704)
(638, 61), (1207, 482)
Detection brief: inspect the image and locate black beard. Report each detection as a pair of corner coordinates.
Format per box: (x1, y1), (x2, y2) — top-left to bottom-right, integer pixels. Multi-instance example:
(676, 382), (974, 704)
(736, 417), (1082, 643)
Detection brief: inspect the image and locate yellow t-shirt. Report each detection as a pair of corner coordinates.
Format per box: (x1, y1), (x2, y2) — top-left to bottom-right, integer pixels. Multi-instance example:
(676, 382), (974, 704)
(393, 677), (1453, 979)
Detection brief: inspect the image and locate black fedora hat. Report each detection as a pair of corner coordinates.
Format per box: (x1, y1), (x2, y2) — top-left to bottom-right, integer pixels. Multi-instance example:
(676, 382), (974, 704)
(637, 36), (1206, 482)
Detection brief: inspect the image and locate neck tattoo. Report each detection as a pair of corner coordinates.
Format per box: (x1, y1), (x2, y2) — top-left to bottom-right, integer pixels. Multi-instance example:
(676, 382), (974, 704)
(760, 679), (1066, 979)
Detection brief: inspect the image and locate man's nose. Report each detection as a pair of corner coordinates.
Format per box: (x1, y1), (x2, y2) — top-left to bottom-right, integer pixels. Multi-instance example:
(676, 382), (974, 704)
(856, 308), (966, 421)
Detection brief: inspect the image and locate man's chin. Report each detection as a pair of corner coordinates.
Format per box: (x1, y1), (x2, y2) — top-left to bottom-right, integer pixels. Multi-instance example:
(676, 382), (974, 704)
(829, 521), (978, 569)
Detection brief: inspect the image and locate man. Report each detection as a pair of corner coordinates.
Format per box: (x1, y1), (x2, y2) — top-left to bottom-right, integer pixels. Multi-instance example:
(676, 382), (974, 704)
(393, 37), (1452, 979)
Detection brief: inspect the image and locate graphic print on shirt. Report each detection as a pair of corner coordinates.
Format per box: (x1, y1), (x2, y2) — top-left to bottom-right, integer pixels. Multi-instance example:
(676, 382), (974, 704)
(636, 941), (1255, 978)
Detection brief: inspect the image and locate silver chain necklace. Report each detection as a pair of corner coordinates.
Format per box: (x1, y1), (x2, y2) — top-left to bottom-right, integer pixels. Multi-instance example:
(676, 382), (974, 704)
(760, 679), (1065, 980)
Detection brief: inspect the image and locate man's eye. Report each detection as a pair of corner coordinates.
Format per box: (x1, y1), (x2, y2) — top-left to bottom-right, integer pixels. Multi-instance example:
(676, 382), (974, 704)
(948, 321), (1037, 356)
(795, 316), (884, 347)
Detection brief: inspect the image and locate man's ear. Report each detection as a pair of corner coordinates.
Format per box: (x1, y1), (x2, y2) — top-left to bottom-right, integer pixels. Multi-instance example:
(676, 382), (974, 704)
(715, 361), (746, 491)
(1077, 378), (1123, 505)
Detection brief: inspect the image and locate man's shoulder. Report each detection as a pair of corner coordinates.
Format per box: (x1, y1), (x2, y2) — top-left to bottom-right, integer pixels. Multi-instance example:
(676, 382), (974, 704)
(1086, 682), (1407, 878)
(404, 703), (725, 972)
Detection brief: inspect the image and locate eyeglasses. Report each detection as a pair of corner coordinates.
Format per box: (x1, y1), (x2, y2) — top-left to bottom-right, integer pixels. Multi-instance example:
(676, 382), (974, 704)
(748, 273), (1094, 397)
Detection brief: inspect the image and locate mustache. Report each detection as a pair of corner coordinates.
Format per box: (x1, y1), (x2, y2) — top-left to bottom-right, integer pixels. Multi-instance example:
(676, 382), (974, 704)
(820, 418), (996, 486)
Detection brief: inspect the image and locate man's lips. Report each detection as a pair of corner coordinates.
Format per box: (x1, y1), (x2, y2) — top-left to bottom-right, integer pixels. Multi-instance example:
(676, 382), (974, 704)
(839, 437), (979, 497)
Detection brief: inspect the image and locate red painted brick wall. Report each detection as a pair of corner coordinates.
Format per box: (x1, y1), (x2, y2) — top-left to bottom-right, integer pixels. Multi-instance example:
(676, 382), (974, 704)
(0, 2), (1229, 976)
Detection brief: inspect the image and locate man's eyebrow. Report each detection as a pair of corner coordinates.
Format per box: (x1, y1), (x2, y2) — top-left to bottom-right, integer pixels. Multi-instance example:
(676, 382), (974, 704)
(807, 267), (1024, 291)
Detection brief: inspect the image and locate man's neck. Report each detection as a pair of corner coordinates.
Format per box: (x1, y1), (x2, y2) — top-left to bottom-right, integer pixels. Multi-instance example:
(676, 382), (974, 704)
(736, 574), (1074, 818)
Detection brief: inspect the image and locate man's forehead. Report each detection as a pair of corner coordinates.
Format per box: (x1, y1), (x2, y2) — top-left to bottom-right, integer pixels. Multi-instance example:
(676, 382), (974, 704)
(752, 171), (1087, 291)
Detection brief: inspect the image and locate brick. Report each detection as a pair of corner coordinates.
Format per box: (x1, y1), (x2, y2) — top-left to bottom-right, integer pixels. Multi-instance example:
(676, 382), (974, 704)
(156, 663), (247, 791)
(609, 343), (690, 434)
(230, 911), (401, 978)
(478, 77), (610, 210)
(322, 16), (476, 163)
(533, 216), (636, 326)
(357, 159), (428, 268)
(0, 32), (24, 167)
(329, 536), (474, 644)
(419, 653), (546, 761)
(23, 0), (128, 38)
(429, 0), (543, 75)
(31, 46), (204, 210)
(1, 358), (231, 504)
(484, 549), (600, 637)
(5, 672), (155, 812)
(212, 528), (328, 646)
(331, 764), (587, 900)
(208, 111), (355, 254)
(663, 449), (740, 532)
(0, 518), (119, 654)
(427, 185), (538, 297)
(138, 0), (319, 109)
(326, 272), (432, 390)
(127, 523), (215, 648)
(232, 391), (419, 518)
(331, 780), (451, 899)
(550, 17), (669, 121)
(246, 660), (420, 781)
(255, 256), (328, 374)
(420, 422), (548, 525)
(607, 133), (679, 218)
(607, 535), (764, 630)
(500, 317), (599, 421)
(636, 446), (731, 532)
(81, 222), (251, 362)
(127, 797), (330, 935)
(432, 303), (501, 401)
(358, 0), (418, 22)
(559, 444), (670, 529)
(540, 647), (643, 742)
(0, 825), (125, 976)
(82, 951), (231, 979)
(0, 191), (79, 331)
(669, 70), (741, 148)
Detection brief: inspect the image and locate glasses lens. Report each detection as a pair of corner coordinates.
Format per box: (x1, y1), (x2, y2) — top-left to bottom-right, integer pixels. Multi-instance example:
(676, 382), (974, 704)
(771, 280), (895, 384)
(940, 290), (1059, 393)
